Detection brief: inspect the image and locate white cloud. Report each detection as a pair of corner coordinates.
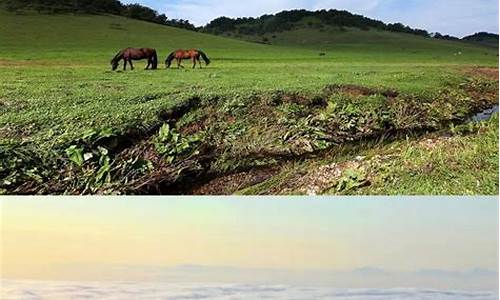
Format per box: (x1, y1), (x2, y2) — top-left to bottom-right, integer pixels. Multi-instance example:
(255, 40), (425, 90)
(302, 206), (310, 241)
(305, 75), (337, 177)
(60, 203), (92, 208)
(162, 0), (307, 25)
(14, 264), (497, 292)
(310, 0), (382, 14)
(1, 280), (498, 300)
(370, 0), (499, 37)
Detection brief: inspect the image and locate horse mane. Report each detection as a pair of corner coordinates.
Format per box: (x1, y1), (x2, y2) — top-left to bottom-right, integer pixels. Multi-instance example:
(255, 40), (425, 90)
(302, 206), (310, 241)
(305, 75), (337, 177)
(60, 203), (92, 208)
(165, 51), (175, 68)
(197, 49), (211, 65)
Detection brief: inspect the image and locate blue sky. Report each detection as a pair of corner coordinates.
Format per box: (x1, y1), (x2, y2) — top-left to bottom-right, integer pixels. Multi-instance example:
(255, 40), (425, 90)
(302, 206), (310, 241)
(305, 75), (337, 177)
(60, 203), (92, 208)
(122, 0), (498, 37)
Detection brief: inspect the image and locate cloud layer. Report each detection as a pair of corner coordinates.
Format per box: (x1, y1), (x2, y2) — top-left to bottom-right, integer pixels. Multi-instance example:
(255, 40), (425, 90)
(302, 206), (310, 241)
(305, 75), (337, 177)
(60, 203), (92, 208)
(2, 280), (498, 300)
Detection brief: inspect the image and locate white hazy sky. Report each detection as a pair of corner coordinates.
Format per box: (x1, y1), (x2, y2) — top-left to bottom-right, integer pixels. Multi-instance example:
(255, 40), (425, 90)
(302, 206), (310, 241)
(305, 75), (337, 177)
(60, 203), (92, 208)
(122, 0), (499, 37)
(1, 197), (498, 290)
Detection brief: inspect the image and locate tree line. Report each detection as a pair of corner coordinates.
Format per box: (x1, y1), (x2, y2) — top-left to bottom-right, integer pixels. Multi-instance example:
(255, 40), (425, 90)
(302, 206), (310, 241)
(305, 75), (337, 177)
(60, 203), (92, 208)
(203, 9), (434, 38)
(1, 0), (196, 31)
(462, 32), (499, 42)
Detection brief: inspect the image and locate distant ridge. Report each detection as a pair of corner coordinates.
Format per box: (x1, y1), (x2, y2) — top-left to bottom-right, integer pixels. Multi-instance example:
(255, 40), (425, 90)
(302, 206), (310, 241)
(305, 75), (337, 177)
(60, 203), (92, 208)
(463, 32), (499, 48)
(203, 9), (431, 37)
(202, 9), (498, 49)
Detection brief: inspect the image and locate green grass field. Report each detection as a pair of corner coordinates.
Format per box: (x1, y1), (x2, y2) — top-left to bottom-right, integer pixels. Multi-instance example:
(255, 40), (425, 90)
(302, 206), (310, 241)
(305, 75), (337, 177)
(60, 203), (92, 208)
(0, 11), (498, 195)
(236, 115), (499, 195)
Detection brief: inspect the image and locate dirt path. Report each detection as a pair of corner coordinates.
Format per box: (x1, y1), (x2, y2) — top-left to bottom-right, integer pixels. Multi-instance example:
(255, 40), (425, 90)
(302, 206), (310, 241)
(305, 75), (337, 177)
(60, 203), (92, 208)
(464, 66), (499, 80)
(191, 167), (280, 195)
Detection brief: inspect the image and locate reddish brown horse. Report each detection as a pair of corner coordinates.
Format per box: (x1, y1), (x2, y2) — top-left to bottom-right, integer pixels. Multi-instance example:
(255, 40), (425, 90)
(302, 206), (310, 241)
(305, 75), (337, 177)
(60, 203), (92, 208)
(110, 48), (158, 71)
(165, 49), (211, 69)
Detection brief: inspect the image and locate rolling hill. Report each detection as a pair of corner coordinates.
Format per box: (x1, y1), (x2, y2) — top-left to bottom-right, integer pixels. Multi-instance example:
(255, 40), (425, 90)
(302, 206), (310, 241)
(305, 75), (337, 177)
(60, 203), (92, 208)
(463, 32), (499, 48)
(1, 9), (497, 64)
(202, 10), (498, 58)
(0, 10), (294, 61)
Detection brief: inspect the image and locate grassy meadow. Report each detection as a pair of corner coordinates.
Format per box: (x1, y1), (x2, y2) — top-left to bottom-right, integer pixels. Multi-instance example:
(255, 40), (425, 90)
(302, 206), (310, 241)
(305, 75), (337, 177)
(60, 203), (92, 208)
(0, 10), (498, 195)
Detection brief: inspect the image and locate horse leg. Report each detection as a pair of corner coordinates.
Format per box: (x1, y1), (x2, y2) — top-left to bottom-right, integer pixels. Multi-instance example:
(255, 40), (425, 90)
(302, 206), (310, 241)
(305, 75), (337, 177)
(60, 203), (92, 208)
(123, 59), (127, 70)
(145, 59), (150, 70)
(129, 59), (134, 70)
(192, 57), (196, 69)
(198, 57), (202, 69)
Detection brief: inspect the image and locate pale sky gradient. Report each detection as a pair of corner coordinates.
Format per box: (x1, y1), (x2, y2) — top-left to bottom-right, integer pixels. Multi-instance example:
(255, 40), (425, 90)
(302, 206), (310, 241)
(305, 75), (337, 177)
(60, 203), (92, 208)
(1, 197), (498, 290)
(122, 0), (499, 37)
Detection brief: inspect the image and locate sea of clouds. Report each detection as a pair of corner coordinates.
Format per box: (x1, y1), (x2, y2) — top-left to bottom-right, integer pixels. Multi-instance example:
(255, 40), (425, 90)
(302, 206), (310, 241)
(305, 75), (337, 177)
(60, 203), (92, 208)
(1, 280), (498, 300)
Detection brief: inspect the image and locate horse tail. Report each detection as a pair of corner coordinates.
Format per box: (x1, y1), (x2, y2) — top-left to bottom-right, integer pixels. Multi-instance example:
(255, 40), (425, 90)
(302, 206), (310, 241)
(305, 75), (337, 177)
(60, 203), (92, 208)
(165, 51), (175, 68)
(151, 49), (158, 69)
(198, 50), (210, 66)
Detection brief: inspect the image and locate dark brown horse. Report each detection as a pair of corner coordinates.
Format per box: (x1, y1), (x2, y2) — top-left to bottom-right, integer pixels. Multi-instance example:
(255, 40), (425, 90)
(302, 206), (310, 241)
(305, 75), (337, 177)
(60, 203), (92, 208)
(110, 48), (158, 71)
(165, 49), (211, 69)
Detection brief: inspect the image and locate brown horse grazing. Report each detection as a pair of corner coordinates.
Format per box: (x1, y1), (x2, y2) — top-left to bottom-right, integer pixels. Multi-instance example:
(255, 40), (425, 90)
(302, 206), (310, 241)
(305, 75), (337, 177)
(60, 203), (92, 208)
(165, 49), (211, 69)
(110, 48), (158, 71)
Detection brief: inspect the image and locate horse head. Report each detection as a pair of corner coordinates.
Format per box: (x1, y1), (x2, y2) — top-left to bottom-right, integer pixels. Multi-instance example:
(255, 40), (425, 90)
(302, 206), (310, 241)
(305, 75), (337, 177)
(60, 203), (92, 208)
(111, 59), (119, 71)
(165, 52), (175, 68)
